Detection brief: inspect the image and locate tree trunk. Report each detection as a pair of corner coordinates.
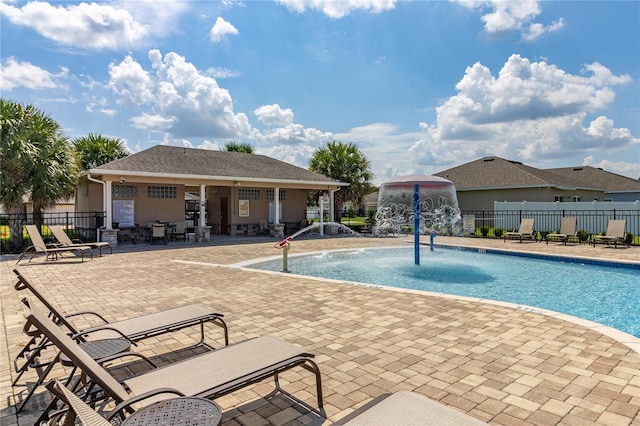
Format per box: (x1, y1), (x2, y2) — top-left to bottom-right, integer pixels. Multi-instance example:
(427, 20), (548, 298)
(8, 206), (25, 253)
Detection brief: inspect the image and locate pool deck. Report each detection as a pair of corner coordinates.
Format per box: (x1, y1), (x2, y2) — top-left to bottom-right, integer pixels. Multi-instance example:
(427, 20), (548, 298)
(1, 235), (639, 425)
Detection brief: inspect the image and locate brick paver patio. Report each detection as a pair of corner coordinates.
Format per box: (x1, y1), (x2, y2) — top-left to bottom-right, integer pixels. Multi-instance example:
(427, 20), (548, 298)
(1, 235), (639, 425)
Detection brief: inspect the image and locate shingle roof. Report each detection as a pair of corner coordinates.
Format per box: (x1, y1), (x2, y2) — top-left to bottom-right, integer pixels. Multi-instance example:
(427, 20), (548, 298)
(545, 166), (640, 192)
(93, 145), (342, 185)
(434, 156), (640, 191)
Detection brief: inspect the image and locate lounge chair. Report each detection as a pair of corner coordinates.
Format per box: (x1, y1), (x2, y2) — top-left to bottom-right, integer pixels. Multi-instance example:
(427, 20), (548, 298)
(593, 219), (628, 248)
(12, 269), (228, 412)
(13, 268), (228, 350)
(26, 305), (324, 421)
(503, 218), (535, 242)
(545, 217), (577, 245)
(49, 225), (112, 257)
(333, 390), (487, 425)
(17, 225), (92, 264)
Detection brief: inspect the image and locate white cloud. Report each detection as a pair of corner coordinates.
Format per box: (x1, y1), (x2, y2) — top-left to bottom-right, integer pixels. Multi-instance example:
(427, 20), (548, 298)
(453, 0), (564, 41)
(583, 156), (640, 179)
(209, 17), (238, 43)
(130, 113), (177, 131)
(0, 57), (60, 91)
(206, 67), (242, 79)
(254, 104), (295, 127)
(409, 54), (638, 171)
(109, 49), (253, 139)
(277, 0), (396, 18)
(108, 55), (155, 105)
(522, 18), (565, 42)
(0, 1), (149, 49)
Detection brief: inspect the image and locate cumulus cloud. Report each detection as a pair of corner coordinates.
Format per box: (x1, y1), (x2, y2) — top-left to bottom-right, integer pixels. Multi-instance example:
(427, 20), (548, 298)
(209, 17), (239, 42)
(277, 0), (396, 18)
(0, 1), (189, 50)
(409, 54), (638, 170)
(254, 104), (295, 127)
(108, 49), (253, 139)
(0, 57), (61, 91)
(0, 1), (149, 49)
(583, 156), (640, 179)
(453, 0), (564, 41)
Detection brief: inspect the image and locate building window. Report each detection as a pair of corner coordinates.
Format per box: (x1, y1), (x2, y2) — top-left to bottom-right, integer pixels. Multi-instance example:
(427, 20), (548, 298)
(148, 185), (177, 199)
(112, 184), (138, 198)
(266, 189), (286, 201)
(572, 196), (582, 202)
(553, 195), (562, 202)
(238, 189), (260, 200)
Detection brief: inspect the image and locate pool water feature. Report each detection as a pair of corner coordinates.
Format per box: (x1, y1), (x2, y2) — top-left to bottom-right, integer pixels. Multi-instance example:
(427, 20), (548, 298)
(248, 247), (640, 338)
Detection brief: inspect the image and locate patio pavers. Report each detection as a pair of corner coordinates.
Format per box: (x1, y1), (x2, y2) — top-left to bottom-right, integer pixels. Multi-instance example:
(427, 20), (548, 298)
(1, 236), (639, 425)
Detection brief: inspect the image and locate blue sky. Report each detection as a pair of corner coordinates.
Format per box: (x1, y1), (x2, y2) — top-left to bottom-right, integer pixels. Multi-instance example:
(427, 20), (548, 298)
(2, 0), (639, 184)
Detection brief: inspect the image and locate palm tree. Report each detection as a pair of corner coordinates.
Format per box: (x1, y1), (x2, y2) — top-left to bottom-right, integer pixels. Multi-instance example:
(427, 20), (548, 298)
(72, 133), (130, 170)
(222, 141), (254, 153)
(0, 99), (78, 251)
(309, 141), (374, 222)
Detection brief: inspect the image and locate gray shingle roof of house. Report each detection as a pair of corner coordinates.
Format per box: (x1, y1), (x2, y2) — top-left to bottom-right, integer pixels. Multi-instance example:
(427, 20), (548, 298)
(93, 145), (342, 185)
(434, 156), (640, 191)
(546, 166), (640, 192)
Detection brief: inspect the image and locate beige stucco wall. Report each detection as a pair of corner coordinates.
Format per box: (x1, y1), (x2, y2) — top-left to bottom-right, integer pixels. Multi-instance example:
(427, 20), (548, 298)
(208, 187), (308, 226)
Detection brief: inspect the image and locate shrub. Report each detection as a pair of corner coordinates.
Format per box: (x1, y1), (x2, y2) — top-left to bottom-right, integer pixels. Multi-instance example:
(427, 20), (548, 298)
(480, 226), (489, 237)
(576, 229), (590, 242)
(493, 227), (504, 238)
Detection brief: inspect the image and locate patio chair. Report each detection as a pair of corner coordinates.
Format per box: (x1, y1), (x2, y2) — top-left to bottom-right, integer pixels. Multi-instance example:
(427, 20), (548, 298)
(172, 221), (187, 241)
(26, 305), (324, 422)
(49, 225), (112, 257)
(150, 223), (167, 245)
(545, 217), (577, 245)
(12, 269), (228, 412)
(17, 225), (92, 264)
(503, 218), (535, 242)
(593, 219), (628, 248)
(259, 219), (270, 236)
(333, 390), (487, 425)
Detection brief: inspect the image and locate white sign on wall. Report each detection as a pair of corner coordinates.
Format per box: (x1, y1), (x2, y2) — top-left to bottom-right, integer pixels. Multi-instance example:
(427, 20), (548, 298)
(113, 200), (135, 227)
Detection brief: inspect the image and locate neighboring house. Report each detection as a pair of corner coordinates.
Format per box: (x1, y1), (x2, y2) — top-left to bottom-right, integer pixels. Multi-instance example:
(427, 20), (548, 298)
(433, 156), (640, 211)
(546, 166), (640, 202)
(76, 145), (347, 239)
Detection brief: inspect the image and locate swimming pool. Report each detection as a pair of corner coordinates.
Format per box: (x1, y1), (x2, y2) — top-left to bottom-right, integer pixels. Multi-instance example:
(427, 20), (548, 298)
(248, 247), (640, 338)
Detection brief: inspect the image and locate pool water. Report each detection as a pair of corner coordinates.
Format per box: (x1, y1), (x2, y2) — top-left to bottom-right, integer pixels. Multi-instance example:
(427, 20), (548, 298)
(249, 247), (640, 338)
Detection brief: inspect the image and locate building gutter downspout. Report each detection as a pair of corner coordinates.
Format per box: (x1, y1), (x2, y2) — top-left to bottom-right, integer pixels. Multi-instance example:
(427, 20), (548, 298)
(86, 173), (112, 230)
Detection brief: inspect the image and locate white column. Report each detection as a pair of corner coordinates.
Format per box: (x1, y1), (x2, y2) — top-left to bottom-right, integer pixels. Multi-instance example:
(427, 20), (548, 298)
(329, 189), (335, 223)
(274, 187), (280, 225)
(105, 180), (113, 229)
(199, 184), (206, 227)
(319, 193), (324, 236)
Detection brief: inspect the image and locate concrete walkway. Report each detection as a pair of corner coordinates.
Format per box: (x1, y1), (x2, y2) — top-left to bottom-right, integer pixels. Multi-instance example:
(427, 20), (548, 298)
(1, 235), (639, 425)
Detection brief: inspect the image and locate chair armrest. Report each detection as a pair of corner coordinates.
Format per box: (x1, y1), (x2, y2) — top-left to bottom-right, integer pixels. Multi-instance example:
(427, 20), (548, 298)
(65, 311), (110, 324)
(105, 389), (187, 421)
(98, 352), (156, 369)
(72, 326), (137, 346)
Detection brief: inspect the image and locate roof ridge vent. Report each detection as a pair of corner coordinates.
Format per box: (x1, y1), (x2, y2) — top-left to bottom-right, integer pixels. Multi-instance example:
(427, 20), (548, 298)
(573, 167), (583, 171)
(483, 158), (495, 162)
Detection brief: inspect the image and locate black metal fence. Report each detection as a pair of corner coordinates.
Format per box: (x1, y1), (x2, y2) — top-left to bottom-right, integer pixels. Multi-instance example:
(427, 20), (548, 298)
(464, 209), (639, 243)
(1, 208), (638, 253)
(0, 211), (106, 253)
